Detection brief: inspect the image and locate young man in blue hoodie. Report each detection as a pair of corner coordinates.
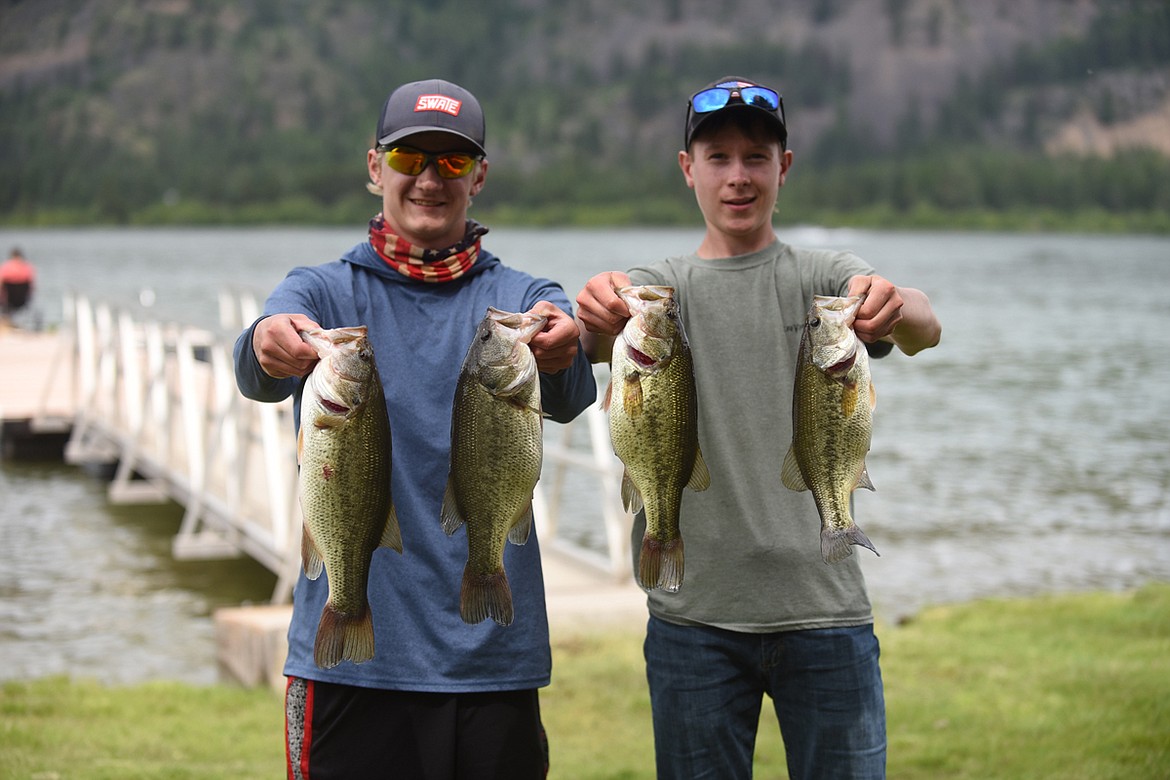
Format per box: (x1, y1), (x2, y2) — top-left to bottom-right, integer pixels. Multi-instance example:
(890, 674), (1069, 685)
(234, 79), (596, 779)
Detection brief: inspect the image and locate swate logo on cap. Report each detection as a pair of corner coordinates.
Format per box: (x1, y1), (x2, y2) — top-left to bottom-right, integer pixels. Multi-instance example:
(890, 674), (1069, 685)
(414, 95), (462, 116)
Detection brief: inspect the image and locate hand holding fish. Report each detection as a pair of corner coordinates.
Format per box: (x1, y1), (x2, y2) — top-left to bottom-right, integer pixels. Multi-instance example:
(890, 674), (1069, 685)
(526, 300), (580, 374)
(575, 271), (634, 363)
(846, 275), (903, 344)
(847, 275), (942, 356)
(576, 271), (633, 336)
(253, 312), (323, 378)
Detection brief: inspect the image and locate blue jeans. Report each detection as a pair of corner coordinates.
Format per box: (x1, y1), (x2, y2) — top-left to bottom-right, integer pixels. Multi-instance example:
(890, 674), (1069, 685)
(644, 616), (886, 780)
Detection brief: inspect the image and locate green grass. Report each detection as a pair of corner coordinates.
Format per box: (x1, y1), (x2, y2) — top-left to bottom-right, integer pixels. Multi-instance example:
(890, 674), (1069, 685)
(2, 584), (1168, 779)
(879, 584), (1170, 780)
(0, 677), (285, 779)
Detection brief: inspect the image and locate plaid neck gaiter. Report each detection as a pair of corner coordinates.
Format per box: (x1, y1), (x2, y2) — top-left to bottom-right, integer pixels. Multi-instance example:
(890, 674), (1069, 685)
(368, 214), (489, 283)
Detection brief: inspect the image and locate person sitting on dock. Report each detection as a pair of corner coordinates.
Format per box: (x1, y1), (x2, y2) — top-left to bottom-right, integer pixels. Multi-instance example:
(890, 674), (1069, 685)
(0, 247), (35, 328)
(233, 78), (595, 779)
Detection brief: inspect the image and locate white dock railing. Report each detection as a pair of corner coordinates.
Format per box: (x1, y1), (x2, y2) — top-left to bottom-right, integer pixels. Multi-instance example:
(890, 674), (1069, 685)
(56, 292), (632, 603)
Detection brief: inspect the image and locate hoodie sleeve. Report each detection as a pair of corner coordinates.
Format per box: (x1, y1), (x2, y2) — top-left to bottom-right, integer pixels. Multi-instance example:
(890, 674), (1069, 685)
(526, 280), (598, 424)
(540, 346), (597, 424)
(233, 315), (302, 403)
(233, 263), (336, 403)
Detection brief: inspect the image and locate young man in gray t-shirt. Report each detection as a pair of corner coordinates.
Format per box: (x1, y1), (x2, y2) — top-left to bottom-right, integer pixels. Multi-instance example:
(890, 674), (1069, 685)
(575, 76), (941, 780)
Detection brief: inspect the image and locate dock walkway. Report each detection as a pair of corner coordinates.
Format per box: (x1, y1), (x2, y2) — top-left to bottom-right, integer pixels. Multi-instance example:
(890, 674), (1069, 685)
(0, 324), (75, 458)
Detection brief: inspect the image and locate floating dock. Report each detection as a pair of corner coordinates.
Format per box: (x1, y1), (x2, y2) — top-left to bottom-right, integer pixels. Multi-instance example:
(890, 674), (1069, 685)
(0, 324), (75, 459)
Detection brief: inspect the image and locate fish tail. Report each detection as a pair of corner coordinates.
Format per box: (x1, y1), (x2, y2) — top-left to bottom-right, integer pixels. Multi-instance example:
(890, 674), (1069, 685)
(460, 567), (514, 627)
(820, 524), (880, 564)
(637, 535), (684, 593)
(313, 603), (375, 669)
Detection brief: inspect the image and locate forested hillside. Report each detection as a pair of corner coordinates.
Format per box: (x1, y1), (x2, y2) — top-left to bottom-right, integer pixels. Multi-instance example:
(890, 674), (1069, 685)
(1, 0), (1168, 229)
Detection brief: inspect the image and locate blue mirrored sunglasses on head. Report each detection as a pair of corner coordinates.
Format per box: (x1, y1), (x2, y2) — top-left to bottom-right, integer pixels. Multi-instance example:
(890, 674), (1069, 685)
(690, 83), (782, 114)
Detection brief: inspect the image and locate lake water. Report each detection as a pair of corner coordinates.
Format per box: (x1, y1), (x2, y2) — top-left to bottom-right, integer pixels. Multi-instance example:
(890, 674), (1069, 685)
(2, 225), (1168, 685)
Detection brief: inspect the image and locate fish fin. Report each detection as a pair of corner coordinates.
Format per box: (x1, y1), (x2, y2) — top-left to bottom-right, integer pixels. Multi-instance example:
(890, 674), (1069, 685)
(601, 380), (613, 412)
(301, 524), (324, 580)
(781, 446), (809, 491)
(622, 373), (644, 415)
(637, 534), (684, 593)
(857, 464), (876, 492)
(620, 471), (644, 514)
(687, 445), (711, 492)
(505, 395), (537, 414)
(296, 427), (304, 466)
(508, 502), (534, 545)
(821, 524), (879, 564)
(314, 603), (375, 669)
(381, 503), (404, 553)
(440, 477), (464, 535)
(869, 378), (877, 410)
(841, 381), (859, 417)
(460, 567), (514, 626)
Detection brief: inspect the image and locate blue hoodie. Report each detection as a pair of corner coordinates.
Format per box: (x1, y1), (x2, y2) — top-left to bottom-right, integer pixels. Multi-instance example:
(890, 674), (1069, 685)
(234, 238), (596, 691)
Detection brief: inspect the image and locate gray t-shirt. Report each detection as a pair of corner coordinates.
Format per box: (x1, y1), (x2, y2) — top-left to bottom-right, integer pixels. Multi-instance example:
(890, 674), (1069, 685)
(627, 239), (877, 632)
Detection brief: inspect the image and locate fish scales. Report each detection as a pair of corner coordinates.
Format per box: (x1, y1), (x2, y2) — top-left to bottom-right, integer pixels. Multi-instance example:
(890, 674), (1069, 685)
(781, 295), (879, 563)
(298, 326), (401, 669)
(442, 307), (546, 626)
(607, 285), (709, 592)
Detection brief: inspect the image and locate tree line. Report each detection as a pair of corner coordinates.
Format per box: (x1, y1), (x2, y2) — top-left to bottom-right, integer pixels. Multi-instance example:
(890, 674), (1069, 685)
(1, 0), (1167, 230)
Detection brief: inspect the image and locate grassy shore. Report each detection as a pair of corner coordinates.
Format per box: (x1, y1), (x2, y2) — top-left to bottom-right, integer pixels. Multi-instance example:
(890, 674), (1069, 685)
(2, 583), (1167, 779)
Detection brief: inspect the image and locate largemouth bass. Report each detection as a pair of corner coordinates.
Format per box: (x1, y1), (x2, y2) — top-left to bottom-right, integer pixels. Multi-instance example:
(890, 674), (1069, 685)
(442, 307), (546, 626)
(298, 326), (401, 668)
(781, 295), (879, 563)
(606, 285), (709, 592)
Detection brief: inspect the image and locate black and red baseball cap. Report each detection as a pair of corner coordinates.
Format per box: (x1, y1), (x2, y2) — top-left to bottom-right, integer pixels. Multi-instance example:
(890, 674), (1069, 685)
(375, 79), (486, 156)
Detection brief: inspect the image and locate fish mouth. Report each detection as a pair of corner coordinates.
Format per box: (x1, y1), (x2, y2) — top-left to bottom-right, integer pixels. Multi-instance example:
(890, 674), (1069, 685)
(812, 295), (864, 327)
(626, 285), (673, 301)
(628, 345), (657, 368)
(617, 285), (674, 310)
(826, 353), (856, 375)
(320, 398), (350, 414)
(299, 326), (369, 360)
(486, 307), (548, 342)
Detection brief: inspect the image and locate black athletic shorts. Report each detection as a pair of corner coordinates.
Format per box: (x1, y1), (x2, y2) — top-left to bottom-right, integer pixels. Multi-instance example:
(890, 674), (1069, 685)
(285, 677), (549, 779)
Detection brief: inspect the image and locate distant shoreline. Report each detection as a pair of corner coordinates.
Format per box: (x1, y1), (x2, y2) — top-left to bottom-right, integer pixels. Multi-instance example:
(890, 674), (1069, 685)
(3, 204), (1168, 236)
